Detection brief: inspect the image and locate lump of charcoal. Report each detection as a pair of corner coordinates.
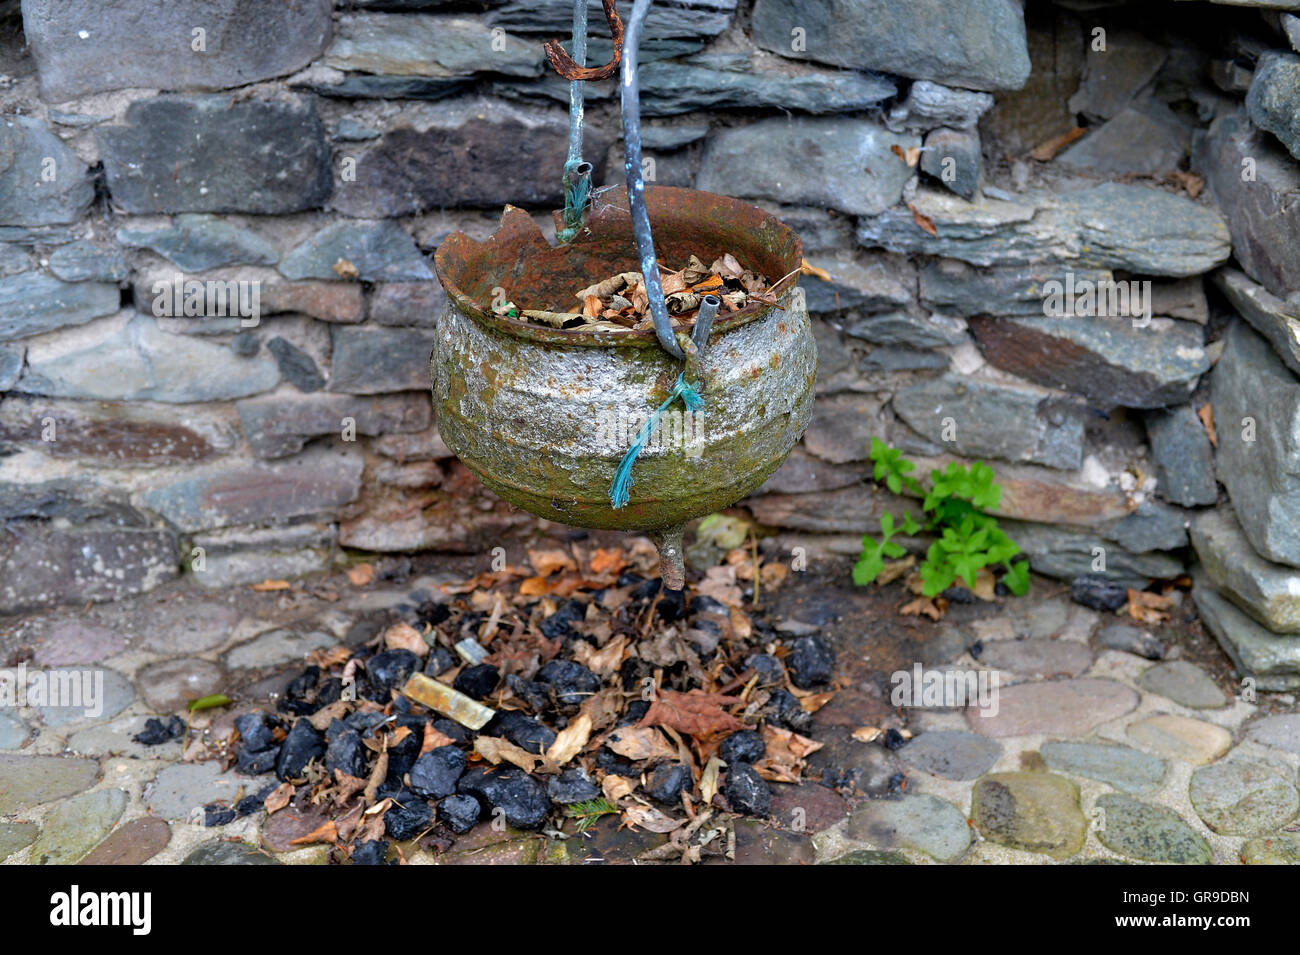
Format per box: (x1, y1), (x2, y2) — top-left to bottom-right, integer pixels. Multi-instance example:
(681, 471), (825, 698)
(722, 763), (771, 816)
(691, 594), (729, 616)
(423, 645), (457, 677)
(344, 710), (390, 736)
(719, 730), (766, 766)
(408, 745), (467, 800)
(595, 747), (637, 778)
(415, 600), (451, 627)
(275, 719), (324, 781)
(506, 673), (551, 712)
(433, 718), (471, 745)
(745, 653), (785, 686)
(438, 794), (482, 833)
(764, 688), (813, 734)
(384, 716), (426, 782)
(234, 712), (278, 752)
(540, 599), (586, 640)
(366, 649), (421, 691)
(619, 657), (655, 694)
(537, 659), (600, 706)
(1070, 574), (1129, 612)
(236, 745), (280, 775)
(351, 839), (390, 865)
(547, 767), (600, 805)
(646, 762), (693, 804)
(657, 587), (686, 623)
(786, 635), (834, 688)
(492, 711), (556, 754)
(384, 792), (433, 840)
(133, 715), (186, 745)
(458, 766), (550, 830)
(324, 720), (368, 779)
(617, 699), (650, 726)
(453, 663), (500, 700)
(204, 803), (237, 827)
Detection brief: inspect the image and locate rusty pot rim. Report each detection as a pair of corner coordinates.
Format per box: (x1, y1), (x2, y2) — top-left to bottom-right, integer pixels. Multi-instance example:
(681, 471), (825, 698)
(433, 185), (803, 350)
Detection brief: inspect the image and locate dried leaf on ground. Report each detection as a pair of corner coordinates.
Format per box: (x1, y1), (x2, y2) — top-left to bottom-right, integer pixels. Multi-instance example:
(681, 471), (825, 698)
(700, 757), (724, 806)
(877, 555), (916, 586)
(589, 548), (627, 576)
(697, 565), (743, 608)
(1127, 589), (1174, 624)
(384, 621), (428, 656)
(546, 713), (591, 766)
(605, 725), (678, 763)
(572, 634), (627, 677)
(851, 726), (882, 743)
(251, 579), (291, 592)
(602, 774), (635, 803)
(908, 203), (938, 237)
(1198, 403), (1218, 447)
(264, 783), (294, 814)
(800, 259), (833, 282)
(289, 819), (338, 846)
(890, 143), (921, 167)
(623, 803), (685, 833)
(901, 596), (945, 620)
(346, 563), (374, 586)
(638, 689), (745, 737)
(527, 548), (578, 577)
(474, 736), (546, 773)
(1029, 126), (1086, 161)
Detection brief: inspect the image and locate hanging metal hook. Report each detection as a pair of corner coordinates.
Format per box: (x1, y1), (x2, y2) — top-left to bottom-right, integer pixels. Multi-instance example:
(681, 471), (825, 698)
(621, 0), (685, 360)
(544, 0), (623, 81)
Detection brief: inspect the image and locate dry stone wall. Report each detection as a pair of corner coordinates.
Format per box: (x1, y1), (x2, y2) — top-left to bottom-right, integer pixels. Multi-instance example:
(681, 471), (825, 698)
(0, 0), (1297, 689)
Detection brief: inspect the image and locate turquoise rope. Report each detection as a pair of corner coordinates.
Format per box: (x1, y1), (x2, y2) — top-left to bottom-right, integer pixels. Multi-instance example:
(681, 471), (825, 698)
(557, 159), (592, 244)
(610, 373), (703, 509)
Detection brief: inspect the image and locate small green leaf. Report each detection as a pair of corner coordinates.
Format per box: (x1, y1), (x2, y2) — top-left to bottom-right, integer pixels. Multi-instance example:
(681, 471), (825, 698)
(187, 693), (233, 712)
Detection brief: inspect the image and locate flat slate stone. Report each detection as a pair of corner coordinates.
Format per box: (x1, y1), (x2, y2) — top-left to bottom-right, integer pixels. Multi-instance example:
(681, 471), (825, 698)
(237, 392), (430, 459)
(117, 215), (280, 271)
(966, 679), (1139, 739)
(222, 628), (337, 671)
(97, 95), (331, 215)
(846, 794), (972, 862)
(325, 12), (544, 80)
(28, 789), (128, 865)
(0, 822), (39, 861)
(79, 817), (171, 865)
(1097, 624), (1166, 660)
(136, 658), (227, 713)
(1189, 759), (1299, 836)
(1192, 507), (1300, 634)
(1096, 793), (1213, 864)
(1215, 268), (1300, 378)
(327, 326), (440, 394)
(1193, 577), (1300, 691)
(823, 848), (911, 864)
(23, 0), (331, 100)
(34, 620), (128, 665)
(1247, 714), (1300, 755)
(750, 0), (1030, 91)
(145, 763), (243, 822)
(979, 639), (1094, 678)
(0, 755), (100, 813)
(1041, 742), (1167, 795)
(971, 771), (1087, 859)
(1126, 713), (1232, 766)
(181, 839), (280, 865)
(1247, 51), (1300, 161)
(697, 118), (919, 217)
(35, 667), (136, 727)
(1139, 661), (1228, 709)
(893, 375), (1084, 471)
(0, 116), (95, 226)
(1146, 404), (1219, 507)
(1240, 831), (1300, 864)
(0, 272), (119, 342)
(898, 730), (1002, 780)
(279, 220), (431, 283)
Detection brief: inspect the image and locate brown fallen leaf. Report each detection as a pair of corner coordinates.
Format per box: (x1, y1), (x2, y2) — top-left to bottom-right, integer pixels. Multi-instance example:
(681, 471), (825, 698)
(907, 203), (938, 237)
(700, 756), (724, 806)
(589, 548), (627, 576)
(603, 774), (635, 802)
(289, 819), (338, 846)
(623, 803), (684, 833)
(901, 595), (945, 620)
(1029, 126), (1086, 161)
(264, 782), (294, 814)
(1170, 169), (1205, 198)
(251, 579), (291, 592)
(346, 563), (374, 587)
(638, 689), (745, 737)
(546, 713), (591, 766)
(384, 621), (428, 656)
(877, 555), (917, 586)
(421, 722), (457, 754)
(334, 771), (367, 803)
(527, 548), (578, 577)
(475, 735), (547, 773)
(572, 634), (627, 677)
(1198, 402), (1218, 447)
(332, 257), (360, 280)
(800, 258), (833, 282)
(1127, 589), (1174, 625)
(851, 726), (882, 743)
(605, 725), (678, 763)
(890, 143), (921, 167)
(307, 700), (351, 732)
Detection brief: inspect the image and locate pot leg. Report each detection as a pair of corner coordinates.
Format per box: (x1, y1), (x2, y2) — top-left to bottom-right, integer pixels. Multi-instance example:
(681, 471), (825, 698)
(651, 524), (686, 591)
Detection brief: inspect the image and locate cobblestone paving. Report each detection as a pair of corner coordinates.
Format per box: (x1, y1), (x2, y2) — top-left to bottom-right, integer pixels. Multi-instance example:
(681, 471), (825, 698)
(1, 561), (1296, 865)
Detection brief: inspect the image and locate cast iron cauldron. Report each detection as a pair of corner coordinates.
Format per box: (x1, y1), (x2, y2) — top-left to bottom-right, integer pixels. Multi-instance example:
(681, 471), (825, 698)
(431, 185), (816, 586)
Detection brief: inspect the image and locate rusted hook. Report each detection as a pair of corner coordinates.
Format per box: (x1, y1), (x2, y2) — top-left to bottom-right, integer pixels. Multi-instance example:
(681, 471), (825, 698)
(544, 0), (624, 81)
